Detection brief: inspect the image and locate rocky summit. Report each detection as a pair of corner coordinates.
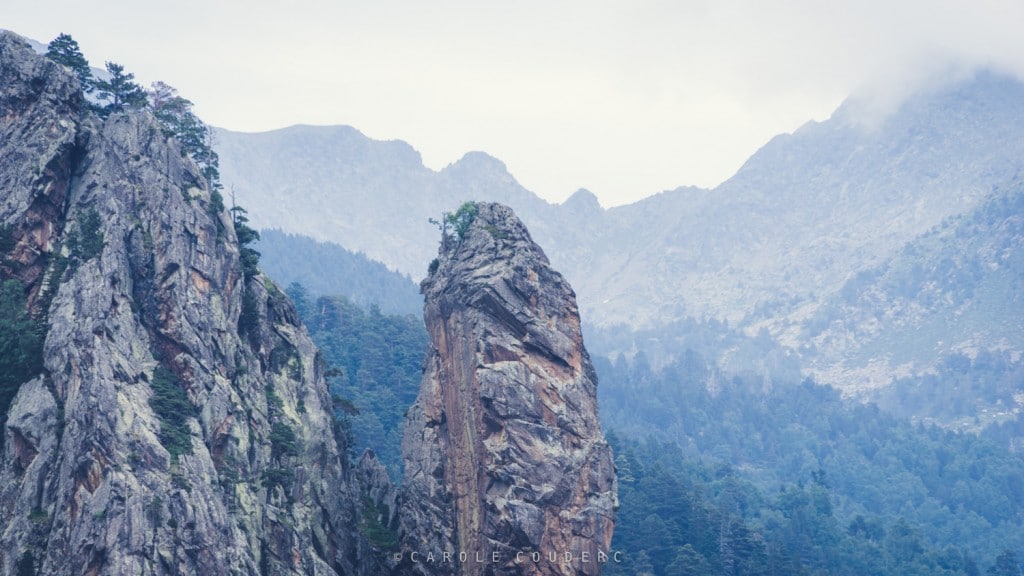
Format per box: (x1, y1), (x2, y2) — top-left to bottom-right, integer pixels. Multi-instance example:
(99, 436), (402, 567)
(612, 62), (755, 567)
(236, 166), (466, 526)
(0, 31), (387, 575)
(398, 203), (618, 576)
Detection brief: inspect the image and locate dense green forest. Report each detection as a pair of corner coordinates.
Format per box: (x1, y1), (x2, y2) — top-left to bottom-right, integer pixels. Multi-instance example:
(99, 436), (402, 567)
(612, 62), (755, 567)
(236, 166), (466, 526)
(595, 349), (1024, 572)
(287, 281), (1023, 574)
(606, 434), (1022, 576)
(286, 283), (426, 478)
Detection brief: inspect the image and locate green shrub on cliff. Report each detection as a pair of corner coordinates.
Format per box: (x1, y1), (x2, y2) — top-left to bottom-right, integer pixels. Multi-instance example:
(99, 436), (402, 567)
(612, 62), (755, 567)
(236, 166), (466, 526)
(68, 207), (104, 262)
(0, 279), (44, 430)
(148, 366), (195, 461)
(446, 201), (478, 240)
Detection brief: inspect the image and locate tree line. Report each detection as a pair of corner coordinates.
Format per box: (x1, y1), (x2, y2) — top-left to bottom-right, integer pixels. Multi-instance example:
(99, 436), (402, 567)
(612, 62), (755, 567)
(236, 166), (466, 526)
(595, 345), (1024, 575)
(45, 33), (221, 191)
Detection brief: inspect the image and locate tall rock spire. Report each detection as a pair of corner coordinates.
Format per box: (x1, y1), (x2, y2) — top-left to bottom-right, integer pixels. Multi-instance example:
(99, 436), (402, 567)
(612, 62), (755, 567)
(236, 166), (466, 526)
(398, 202), (617, 575)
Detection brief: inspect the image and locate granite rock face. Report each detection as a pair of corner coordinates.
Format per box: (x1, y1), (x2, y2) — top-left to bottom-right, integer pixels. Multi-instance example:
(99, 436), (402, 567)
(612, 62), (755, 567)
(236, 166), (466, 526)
(398, 203), (617, 576)
(0, 32), (385, 575)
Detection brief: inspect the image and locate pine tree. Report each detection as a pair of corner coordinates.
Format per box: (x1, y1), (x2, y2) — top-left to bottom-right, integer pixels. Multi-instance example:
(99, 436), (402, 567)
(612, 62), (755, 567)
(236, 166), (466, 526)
(148, 81), (221, 189)
(0, 280), (44, 429)
(230, 204), (260, 278)
(93, 62), (147, 117)
(45, 33), (93, 90)
(664, 545), (711, 576)
(285, 282), (311, 320)
(150, 82), (205, 154)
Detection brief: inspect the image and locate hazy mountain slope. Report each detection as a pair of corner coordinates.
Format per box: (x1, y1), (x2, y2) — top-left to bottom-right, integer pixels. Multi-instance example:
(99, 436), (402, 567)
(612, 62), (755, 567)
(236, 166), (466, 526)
(216, 72), (1024, 332)
(585, 72), (1024, 327)
(214, 121), (703, 324)
(255, 229), (422, 315)
(802, 177), (1024, 393)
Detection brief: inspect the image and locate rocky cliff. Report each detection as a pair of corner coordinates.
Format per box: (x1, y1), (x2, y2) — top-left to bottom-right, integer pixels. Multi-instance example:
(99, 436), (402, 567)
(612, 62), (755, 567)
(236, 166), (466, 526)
(398, 203), (617, 576)
(0, 31), (386, 575)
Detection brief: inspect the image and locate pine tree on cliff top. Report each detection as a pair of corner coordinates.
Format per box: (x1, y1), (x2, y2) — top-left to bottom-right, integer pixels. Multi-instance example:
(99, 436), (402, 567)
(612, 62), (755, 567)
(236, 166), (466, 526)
(93, 61), (147, 116)
(45, 33), (93, 91)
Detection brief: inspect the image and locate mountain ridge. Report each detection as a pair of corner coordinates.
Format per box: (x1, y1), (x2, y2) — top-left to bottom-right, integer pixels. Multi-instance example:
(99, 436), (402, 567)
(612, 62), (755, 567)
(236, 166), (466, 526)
(215, 68), (1024, 405)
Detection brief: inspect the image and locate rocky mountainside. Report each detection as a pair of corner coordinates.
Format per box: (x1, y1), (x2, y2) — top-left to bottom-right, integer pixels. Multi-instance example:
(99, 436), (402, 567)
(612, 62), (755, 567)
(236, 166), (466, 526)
(0, 31), (389, 575)
(397, 203), (617, 575)
(802, 177), (1024, 393)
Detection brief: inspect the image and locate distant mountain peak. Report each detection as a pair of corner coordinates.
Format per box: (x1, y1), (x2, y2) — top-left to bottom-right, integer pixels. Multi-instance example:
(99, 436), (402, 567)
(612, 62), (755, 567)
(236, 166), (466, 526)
(443, 150), (510, 175)
(564, 188), (601, 207)
(562, 188), (603, 216)
(216, 123), (425, 168)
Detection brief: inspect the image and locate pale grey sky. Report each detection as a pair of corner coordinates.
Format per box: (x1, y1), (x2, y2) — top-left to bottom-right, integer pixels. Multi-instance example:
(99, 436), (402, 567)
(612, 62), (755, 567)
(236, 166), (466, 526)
(3, 0), (1023, 206)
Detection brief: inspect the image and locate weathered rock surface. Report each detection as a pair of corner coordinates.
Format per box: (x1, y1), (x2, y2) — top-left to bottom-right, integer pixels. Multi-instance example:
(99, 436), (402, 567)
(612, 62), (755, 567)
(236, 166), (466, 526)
(0, 31), (386, 575)
(398, 203), (617, 575)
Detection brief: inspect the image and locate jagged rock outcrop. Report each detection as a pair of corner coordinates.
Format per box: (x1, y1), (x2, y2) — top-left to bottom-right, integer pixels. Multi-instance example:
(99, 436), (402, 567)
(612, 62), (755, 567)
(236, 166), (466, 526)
(0, 31), (385, 575)
(398, 203), (617, 576)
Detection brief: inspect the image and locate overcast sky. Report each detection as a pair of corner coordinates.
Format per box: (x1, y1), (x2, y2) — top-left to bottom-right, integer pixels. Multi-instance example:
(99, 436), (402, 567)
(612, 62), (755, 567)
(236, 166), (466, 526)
(3, 1), (1023, 206)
